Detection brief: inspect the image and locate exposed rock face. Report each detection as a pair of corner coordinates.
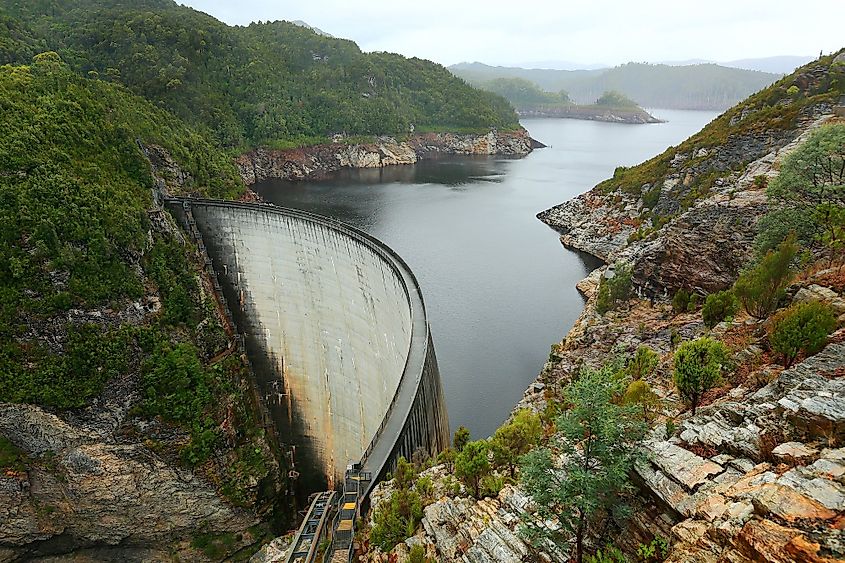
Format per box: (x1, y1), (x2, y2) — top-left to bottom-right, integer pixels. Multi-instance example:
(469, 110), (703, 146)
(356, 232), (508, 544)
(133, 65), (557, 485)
(0, 404), (254, 558)
(538, 112), (835, 297)
(363, 465), (563, 563)
(235, 128), (535, 184)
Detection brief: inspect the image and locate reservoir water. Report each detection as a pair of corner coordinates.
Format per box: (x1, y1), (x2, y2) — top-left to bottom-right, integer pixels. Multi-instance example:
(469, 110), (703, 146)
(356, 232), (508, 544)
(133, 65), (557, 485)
(254, 109), (720, 440)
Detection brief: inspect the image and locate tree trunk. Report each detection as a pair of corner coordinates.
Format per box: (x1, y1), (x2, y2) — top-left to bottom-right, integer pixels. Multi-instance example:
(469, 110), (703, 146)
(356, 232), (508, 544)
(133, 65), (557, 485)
(575, 514), (585, 563)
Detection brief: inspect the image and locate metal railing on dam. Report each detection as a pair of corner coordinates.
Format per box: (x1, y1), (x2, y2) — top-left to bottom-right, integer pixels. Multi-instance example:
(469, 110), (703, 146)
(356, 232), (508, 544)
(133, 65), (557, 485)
(166, 198), (450, 505)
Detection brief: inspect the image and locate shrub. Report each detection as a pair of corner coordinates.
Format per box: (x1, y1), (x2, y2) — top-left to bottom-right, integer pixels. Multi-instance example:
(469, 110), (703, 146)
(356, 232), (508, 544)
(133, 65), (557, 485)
(768, 301), (836, 367)
(734, 235), (798, 319)
(408, 545), (428, 563)
(627, 346), (659, 380)
(480, 474), (506, 498)
(586, 547), (626, 563)
(455, 440), (490, 498)
(702, 290), (740, 328)
(452, 426), (470, 453)
(371, 457), (424, 551)
(491, 409), (543, 476)
(596, 263), (633, 314)
(672, 289), (690, 313)
(673, 338), (729, 414)
(687, 293), (700, 312)
(623, 380), (660, 421)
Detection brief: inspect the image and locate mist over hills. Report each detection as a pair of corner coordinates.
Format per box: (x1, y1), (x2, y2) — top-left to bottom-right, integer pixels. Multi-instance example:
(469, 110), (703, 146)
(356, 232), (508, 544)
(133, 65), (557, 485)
(450, 60), (787, 110)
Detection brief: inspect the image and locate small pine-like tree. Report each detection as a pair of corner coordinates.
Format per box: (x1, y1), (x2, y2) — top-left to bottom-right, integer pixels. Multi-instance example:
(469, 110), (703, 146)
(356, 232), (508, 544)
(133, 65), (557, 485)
(491, 409), (543, 476)
(595, 263), (633, 314)
(452, 426), (470, 453)
(370, 457), (423, 551)
(702, 290), (740, 328)
(734, 235), (798, 319)
(672, 289), (691, 313)
(455, 440), (490, 498)
(626, 346), (659, 380)
(623, 380), (660, 421)
(673, 338), (729, 414)
(520, 365), (647, 563)
(768, 300), (836, 367)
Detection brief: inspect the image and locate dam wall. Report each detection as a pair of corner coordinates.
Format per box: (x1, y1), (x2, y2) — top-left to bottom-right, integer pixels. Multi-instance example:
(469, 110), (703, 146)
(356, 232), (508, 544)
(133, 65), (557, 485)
(169, 199), (449, 491)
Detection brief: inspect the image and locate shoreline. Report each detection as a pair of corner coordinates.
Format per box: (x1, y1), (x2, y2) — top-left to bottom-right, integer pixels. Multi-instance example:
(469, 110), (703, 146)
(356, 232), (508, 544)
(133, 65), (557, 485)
(234, 128), (541, 184)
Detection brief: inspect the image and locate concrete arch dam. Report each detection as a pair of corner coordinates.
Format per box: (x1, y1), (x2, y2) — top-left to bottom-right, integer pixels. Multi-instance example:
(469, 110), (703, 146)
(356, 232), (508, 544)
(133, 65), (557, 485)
(170, 199), (450, 493)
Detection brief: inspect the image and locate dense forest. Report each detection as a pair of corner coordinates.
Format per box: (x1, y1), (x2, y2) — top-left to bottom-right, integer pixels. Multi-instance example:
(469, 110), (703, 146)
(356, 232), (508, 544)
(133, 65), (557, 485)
(0, 0), (519, 149)
(479, 77), (645, 115)
(450, 61), (781, 110)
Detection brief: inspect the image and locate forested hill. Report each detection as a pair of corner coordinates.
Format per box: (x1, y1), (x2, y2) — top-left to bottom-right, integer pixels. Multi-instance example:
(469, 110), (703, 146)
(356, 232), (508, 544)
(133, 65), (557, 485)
(450, 61), (781, 110)
(0, 0), (519, 149)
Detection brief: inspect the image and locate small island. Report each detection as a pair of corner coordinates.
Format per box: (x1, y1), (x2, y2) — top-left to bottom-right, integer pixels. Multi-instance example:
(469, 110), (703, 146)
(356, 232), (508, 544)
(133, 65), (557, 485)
(479, 77), (664, 124)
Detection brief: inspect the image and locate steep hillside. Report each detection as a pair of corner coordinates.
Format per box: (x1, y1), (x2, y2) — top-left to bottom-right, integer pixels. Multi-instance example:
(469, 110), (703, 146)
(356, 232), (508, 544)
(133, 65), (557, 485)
(540, 51), (845, 297)
(0, 0), (518, 149)
(0, 54), (286, 561)
(450, 61), (781, 110)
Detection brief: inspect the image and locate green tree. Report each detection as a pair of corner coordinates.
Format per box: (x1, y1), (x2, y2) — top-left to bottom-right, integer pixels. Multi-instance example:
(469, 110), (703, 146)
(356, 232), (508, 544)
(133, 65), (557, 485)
(768, 300), (836, 367)
(733, 235), (798, 319)
(370, 457), (424, 552)
(520, 366), (647, 563)
(702, 290), (740, 328)
(672, 338), (729, 414)
(491, 409), (543, 477)
(452, 426), (471, 453)
(626, 346), (659, 380)
(455, 440), (490, 498)
(623, 380), (660, 421)
(759, 124), (845, 258)
(672, 289), (691, 313)
(595, 90), (639, 108)
(595, 263), (633, 314)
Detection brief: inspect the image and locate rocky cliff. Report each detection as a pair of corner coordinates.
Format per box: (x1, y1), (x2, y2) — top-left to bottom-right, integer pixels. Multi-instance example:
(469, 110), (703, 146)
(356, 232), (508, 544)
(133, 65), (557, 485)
(539, 52), (844, 297)
(234, 128), (538, 184)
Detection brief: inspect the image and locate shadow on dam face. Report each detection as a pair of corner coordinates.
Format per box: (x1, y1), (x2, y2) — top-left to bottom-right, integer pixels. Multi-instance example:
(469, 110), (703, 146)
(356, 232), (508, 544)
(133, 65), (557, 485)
(170, 199), (450, 498)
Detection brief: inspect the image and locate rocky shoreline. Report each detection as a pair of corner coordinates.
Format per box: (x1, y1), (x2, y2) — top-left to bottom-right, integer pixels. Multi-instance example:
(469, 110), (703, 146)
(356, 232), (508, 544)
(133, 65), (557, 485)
(518, 105), (664, 124)
(234, 128), (540, 184)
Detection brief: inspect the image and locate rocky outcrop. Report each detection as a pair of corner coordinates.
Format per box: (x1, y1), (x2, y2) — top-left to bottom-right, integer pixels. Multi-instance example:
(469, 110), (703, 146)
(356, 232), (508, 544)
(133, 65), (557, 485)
(363, 466), (564, 563)
(235, 128), (536, 184)
(636, 342), (845, 563)
(538, 112), (835, 297)
(518, 105), (664, 124)
(0, 404), (255, 559)
(538, 52), (843, 297)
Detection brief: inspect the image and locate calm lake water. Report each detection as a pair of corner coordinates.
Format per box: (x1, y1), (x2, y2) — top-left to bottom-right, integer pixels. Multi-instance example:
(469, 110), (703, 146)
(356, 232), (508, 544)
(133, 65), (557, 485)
(254, 109), (719, 440)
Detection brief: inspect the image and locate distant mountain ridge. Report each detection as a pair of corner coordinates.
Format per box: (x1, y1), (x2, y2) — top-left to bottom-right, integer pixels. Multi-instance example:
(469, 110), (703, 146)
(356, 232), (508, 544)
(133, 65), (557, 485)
(661, 55), (815, 74)
(450, 61), (785, 110)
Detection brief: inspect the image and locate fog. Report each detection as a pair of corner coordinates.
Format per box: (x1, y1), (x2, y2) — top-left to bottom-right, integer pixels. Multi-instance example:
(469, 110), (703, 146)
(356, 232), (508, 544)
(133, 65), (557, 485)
(181, 0), (841, 67)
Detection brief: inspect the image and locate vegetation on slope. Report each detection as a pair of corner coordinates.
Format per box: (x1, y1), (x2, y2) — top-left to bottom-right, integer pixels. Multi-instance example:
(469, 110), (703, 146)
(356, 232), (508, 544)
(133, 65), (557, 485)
(602, 51), (845, 224)
(478, 77), (649, 118)
(0, 0), (519, 149)
(0, 54), (274, 509)
(450, 61), (781, 110)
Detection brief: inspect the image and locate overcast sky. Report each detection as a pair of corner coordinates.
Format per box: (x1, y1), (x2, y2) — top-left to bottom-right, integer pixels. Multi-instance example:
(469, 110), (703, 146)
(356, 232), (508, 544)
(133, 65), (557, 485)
(181, 0), (842, 68)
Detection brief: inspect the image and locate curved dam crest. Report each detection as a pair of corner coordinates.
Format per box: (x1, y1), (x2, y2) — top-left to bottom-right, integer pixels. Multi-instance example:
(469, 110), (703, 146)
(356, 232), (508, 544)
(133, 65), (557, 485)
(170, 199), (450, 492)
